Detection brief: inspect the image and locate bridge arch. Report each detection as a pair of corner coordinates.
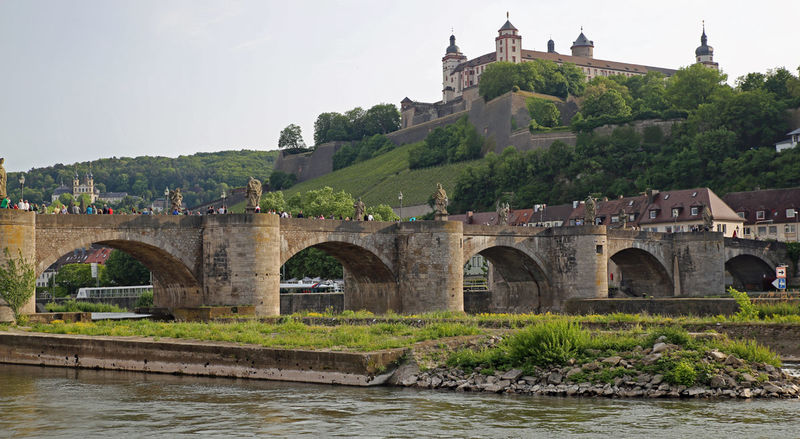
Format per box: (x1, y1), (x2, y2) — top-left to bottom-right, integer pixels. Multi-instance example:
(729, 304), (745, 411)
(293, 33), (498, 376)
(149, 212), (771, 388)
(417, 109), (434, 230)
(281, 239), (398, 314)
(36, 231), (202, 309)
(609, 247), (673, 297)
(725, 254), (774, 291)
(463, 243), (552, 313)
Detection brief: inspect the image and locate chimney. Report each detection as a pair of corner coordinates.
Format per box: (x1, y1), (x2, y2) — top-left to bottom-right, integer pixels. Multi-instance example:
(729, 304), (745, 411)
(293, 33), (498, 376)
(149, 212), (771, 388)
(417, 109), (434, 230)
(646, 189), (660, 203)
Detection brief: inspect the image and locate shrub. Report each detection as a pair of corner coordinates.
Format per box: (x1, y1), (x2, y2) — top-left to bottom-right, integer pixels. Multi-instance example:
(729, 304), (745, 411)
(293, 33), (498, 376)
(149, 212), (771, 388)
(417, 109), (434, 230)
(506, 320), (588, 367)
(135, 290), (154, 308)
(45, 300), (125, 313)
(665, 360), (697, 386)
(527, 98), (561, 129)
(646, 325), (692, 347)
(728, 287), (758, 321)
(0, 248), (36, 322)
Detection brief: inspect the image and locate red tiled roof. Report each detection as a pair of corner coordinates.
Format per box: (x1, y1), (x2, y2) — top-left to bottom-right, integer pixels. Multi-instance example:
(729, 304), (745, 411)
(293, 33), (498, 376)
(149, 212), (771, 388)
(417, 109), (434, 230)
(723, 188), (800, 225)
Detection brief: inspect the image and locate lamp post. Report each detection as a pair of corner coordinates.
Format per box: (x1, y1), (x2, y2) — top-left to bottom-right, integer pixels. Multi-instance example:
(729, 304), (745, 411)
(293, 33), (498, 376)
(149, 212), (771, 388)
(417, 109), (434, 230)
(398, 191), (403, 220)
(164, 187), (169, 214)
(19, 175), (25, 201)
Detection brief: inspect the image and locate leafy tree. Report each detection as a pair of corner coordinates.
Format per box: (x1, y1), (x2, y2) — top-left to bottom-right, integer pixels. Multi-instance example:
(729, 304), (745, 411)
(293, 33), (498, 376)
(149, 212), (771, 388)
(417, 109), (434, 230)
(366, 204), (400, 221)
(665, 63), (729, 110)
(102, 250), (150, 286)
(363, 104), (401, 135)
(408, 116), (483, 169)
(269, 171), (296, 190)
(478, 60), (585, 101)
(313, 104), (400, 145)
(260, 191), (287, 212)
(527, 98), (561, 129)
(286, 186), (355, 218)
(282, 247), (343, 280)
(54, 263), (105, 296)
(332, 135), (396, 170)
(580, 84), (632, 119)
(0, 248), (36, 322)
(278, 124), (307, 151)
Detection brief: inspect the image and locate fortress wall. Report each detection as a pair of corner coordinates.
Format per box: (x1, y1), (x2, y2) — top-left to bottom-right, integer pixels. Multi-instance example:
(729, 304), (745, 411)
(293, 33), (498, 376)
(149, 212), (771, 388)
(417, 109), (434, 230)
(272, 142), (347, 183)
(592, 118), (683, 137)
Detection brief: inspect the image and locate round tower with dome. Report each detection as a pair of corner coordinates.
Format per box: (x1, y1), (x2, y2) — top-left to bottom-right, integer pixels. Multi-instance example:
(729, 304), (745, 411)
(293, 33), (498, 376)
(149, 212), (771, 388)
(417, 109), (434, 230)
(442, 33), (467, 103)
(695, 21), (719, 70)
(570, 27), (594, 58)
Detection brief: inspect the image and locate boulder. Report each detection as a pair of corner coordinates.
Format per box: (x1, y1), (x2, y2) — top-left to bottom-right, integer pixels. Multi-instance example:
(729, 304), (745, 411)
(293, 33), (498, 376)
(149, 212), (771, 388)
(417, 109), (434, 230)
(501, 369), (524, 381)
(707, 350), (727, 362)
(602, 356), (622, 366)
(642, 353), (662, 365)
(547, 372), (563, 385)
(566, 367), (583, 378)
(710, 375), (726, 388)
(652, 342), (669, 354)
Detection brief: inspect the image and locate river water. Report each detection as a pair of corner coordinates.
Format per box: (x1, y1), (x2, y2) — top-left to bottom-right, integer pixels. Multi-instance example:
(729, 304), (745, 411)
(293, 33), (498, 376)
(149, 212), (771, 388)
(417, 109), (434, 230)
(1, 364), (799, 438)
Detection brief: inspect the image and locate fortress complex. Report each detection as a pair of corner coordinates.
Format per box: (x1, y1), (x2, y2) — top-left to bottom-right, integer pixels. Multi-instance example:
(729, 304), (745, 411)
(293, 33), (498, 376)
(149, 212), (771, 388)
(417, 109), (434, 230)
(401, 16), (718, 129)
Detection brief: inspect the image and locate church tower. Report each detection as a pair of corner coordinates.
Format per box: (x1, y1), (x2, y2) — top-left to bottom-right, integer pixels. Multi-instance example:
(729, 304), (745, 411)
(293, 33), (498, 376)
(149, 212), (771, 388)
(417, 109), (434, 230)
(570, 28), (594, 58)
(495, 13), (521, 63)
(695, 22), (718, 70)
(72, 171), (79, 195)
(442, 33), (467, 103)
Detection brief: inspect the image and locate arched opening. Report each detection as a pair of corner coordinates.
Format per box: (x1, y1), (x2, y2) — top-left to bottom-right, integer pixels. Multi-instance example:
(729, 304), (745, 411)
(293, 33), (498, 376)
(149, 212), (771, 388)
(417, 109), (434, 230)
(725, 254), (775, 291)
(609, 248), (673, 297)
(36, 240), (202, 312)
(280, 241), (397, 315)
(464, 246), (550, 313)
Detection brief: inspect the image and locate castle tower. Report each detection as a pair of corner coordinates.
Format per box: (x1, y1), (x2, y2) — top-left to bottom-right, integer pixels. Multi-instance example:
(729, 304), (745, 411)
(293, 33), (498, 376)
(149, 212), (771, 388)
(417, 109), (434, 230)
(570, 27), (594, 58)
(495, 13), (521, 63)
(442, 33), (467, 103)
(547, 37), (556, 54)
(695, 22), (719, 70)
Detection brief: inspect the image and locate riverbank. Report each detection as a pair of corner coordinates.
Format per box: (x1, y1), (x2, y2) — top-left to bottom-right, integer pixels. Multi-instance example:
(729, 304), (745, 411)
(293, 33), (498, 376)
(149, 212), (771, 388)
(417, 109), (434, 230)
(2, 317), (800, 398)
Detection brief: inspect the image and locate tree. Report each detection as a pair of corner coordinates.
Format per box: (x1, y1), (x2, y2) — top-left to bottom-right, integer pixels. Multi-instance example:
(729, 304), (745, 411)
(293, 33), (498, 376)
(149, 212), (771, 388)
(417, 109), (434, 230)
(527, 98), (561, 129)
(102, 250), (150, 286)
(282, 247), (343, 280)
(665, 63), (729, 110)
(285, 186), (354, 218)
(54, 263), (103, 296)
(366, 204), (400, 221)
(278, 124), (306, 151)
(580, 84), (632, 119)
(269, 171), (296, 190)
(260, 191), (287, 212)
(0, 248), (36, 322)
(363, 104), (401, 135)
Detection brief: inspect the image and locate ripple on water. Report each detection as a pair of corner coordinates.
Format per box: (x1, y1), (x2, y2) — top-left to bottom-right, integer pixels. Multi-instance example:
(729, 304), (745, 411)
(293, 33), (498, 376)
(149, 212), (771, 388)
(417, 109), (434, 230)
(1, 365), (800, 438)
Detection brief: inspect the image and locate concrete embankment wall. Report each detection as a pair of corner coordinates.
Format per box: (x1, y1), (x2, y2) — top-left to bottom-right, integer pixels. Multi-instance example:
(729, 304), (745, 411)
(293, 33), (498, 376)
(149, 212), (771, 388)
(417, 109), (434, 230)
(564, 298), (800, 317)
(0, 332), (405, 386)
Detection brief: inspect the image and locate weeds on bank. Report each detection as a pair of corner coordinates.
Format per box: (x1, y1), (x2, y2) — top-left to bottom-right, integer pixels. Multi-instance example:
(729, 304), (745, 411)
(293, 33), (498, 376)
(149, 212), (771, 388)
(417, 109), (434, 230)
(445, 320), (781, 387)
(45, 301), (126, 313)
(27, 319), (482, 352)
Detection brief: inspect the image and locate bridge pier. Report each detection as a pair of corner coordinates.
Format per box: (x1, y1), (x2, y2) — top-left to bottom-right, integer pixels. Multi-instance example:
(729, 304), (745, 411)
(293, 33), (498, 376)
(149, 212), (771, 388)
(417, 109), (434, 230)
(202, 214), (281, 315)
(0, 211), (36, 321)
(396, 221), (464, 314)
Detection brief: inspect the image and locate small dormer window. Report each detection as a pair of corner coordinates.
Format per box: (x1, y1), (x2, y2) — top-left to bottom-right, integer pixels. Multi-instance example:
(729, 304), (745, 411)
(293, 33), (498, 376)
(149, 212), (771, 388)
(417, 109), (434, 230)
(787, 209), (796, 218)
(691, 207), (699, 216)
(650, 210), (657, 219)
(737, 212), (745, 218)
(672, 208), (680, 217)
(756, 210), (765, 220)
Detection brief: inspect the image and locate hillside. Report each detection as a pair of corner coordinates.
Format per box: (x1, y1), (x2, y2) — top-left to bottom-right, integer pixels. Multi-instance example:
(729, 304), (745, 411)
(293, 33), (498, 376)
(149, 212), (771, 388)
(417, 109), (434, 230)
(282, 142), (480, 207)
(5, 150), (278, 208)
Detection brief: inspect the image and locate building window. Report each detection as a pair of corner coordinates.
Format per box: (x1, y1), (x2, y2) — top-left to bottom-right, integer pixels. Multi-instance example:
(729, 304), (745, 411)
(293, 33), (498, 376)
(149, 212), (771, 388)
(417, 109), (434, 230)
(737, 212), (745, 218)
(671, 208), (679, 217)
(787, 209), (796, 218)
(650, 210), (657, 219)
(744, 227), (751, 235)
(665, 226), (672, 233)
(691, 207), (699, 216)
(611, 215), (619, 223)
(756, 210), (765, 220)
(629, 214), (636, 222)
(758, 226), (767, 235)
(769, 226), (778, 235)
(785, 224), (796, 234)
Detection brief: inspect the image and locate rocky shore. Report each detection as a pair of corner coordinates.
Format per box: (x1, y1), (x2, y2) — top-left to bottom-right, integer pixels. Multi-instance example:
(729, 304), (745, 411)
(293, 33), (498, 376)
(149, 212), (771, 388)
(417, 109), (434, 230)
(392, 336), (800, 399)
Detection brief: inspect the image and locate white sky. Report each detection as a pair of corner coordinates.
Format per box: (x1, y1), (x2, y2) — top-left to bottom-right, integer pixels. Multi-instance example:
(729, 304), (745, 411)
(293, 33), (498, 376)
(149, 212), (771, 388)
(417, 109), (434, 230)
(1, 0), (798, 172)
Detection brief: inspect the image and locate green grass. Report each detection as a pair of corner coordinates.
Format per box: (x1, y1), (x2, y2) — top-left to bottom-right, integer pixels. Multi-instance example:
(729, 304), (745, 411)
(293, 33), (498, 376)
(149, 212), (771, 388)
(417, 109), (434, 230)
(282, 142), (480, 208)
(26, 319), (483, 352)
(45, 301), (126, 313)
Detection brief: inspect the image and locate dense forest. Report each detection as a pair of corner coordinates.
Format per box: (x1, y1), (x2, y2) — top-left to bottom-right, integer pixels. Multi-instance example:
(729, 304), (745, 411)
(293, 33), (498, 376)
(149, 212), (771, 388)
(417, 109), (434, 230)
(451, 65), (800, 213)
(5, 150), (278, 208)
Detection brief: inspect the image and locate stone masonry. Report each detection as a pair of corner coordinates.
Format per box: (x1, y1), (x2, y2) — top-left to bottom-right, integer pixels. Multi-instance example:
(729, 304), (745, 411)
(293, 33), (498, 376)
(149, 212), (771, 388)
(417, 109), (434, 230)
(0, 210), (788, 318)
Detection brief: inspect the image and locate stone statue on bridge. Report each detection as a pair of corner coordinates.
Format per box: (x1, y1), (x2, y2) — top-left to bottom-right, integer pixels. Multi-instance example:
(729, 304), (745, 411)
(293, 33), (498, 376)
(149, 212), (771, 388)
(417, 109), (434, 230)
(619, 208), (628, 229)
(354, 197), (365, 221)
(169, 188), (183, 212)
(246, 177), (262, 213)
(0, 157), (6, 200)
(433, 183), (448, 220)
(702, 204), (713, 231)
(584, 196), (596, 225)
(497, 201), (510, 225)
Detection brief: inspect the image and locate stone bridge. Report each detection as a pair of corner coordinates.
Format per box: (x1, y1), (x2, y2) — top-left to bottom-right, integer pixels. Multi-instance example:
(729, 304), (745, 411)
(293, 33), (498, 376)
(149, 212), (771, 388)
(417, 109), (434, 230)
(0, 211), (789, 316)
